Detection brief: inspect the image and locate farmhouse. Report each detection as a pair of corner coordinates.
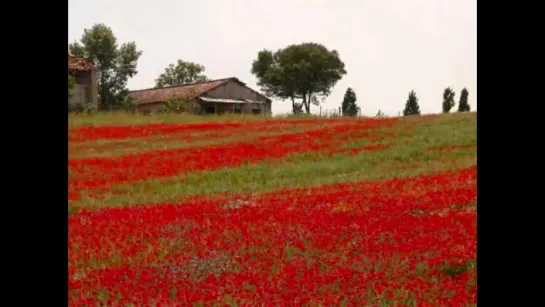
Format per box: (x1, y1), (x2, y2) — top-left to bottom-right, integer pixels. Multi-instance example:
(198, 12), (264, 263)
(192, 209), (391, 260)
(128, 77), (272, 115)
(68, 55), (98, 107)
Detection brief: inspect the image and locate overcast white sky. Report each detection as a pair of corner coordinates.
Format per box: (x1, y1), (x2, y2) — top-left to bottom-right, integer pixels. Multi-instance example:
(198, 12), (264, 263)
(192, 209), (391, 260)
(68, 0), (476, 116)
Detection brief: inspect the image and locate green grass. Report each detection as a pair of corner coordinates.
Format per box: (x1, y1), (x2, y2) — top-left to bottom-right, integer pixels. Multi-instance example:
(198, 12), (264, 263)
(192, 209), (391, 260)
(69, 122), (339, 158)
(69, 112), (476, 209)
(68, 111), (325, 127)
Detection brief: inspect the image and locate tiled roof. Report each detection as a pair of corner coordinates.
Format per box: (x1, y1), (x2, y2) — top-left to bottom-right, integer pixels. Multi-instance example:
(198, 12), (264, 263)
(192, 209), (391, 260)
(128, 78), (238, 105)
(68, 55), (94, 72)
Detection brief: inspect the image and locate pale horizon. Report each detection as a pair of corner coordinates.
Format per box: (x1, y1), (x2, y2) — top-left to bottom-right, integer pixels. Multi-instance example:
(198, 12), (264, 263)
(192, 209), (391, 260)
(68, 0), (476, 116)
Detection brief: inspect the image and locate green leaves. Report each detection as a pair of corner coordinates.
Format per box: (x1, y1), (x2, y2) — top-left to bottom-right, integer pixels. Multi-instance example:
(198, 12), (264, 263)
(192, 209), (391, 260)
(442, 87), (456, 113)
(251, 42), (347, 114)
(163, 98), (187, 113)
(341, 87), (360, 117)
(69, 23), (142, 110)
(403, 90), (421, 116)
(457, 88), (470, 112)
(155, 59), (209, 88)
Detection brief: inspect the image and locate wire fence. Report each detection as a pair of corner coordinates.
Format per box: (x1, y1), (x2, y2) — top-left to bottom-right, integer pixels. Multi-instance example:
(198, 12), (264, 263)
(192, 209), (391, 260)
(317, 106), (396, 118)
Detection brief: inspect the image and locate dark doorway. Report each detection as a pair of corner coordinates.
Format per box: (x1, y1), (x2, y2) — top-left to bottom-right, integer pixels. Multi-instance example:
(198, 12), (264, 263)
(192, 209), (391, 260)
(205, 106), (215, 114)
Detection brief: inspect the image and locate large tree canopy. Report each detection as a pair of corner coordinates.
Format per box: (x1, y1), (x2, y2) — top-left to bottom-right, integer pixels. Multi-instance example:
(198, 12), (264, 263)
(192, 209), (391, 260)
(155, 59), (209, 88)
(251, 42), (346, 114)
(69, 23), (142, 110)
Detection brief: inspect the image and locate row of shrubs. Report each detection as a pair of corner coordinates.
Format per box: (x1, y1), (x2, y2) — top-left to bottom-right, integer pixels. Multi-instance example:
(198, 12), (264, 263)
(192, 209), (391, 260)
(68, 97), (189, 115)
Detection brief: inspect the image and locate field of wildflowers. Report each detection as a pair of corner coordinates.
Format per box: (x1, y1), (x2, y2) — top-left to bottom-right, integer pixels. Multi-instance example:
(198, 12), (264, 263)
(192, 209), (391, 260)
(68, 113), (477, 306)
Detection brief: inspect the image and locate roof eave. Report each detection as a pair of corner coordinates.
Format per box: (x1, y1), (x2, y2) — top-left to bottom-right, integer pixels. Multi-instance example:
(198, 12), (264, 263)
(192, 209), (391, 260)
(68, 68), (93, 73)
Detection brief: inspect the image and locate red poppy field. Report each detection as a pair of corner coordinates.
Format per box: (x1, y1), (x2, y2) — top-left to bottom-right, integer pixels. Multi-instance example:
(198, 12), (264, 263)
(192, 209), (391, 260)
(68, 113), (477, 306)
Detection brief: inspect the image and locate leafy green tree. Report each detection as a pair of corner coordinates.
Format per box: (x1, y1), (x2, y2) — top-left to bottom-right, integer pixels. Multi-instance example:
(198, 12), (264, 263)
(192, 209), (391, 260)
(442, 87), (456, 113)
(163, 98), (187, 113)
(155, 59), (208, 87)
(121, 96), (137, 114)
(341, 88), (360, 116)
(457, 87), (471, 112)
(403, 90), (421, 116)
(251, 42), (347, 114)
(69, 23), (143, 110)
(252, 50), (299, 113)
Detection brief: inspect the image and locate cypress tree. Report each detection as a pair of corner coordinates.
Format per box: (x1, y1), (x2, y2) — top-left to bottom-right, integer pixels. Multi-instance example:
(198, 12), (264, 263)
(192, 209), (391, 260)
(442, 87), (456, 113)
(457, 87), (470, 112)
(403, 90), (421, 116)
(341, 87), (360, 116)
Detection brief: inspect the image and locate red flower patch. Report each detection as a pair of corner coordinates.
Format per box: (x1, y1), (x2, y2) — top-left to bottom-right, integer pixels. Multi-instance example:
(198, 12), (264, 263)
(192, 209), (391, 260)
(69, 166), (476, 305)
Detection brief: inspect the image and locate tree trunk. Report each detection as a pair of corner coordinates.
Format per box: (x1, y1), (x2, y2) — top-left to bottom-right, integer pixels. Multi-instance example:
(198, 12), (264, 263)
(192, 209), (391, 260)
(302, 93), (311, 114)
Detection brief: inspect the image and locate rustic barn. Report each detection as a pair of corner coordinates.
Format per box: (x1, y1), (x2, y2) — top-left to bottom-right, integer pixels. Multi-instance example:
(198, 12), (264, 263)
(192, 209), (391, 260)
(68, 55), (98, 107)
(128, 77), (272, 115)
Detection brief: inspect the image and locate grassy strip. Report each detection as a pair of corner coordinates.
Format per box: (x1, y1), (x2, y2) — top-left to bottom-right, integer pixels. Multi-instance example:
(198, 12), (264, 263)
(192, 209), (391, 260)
(68, 113), (335, 127)
(73, 146), (475, 209)
(69, 113), (476, 208)
(69, 124), (335, 158)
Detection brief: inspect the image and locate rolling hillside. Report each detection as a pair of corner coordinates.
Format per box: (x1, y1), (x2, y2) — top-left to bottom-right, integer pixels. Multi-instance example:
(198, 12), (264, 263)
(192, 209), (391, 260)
(68, 113), (477, 306)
